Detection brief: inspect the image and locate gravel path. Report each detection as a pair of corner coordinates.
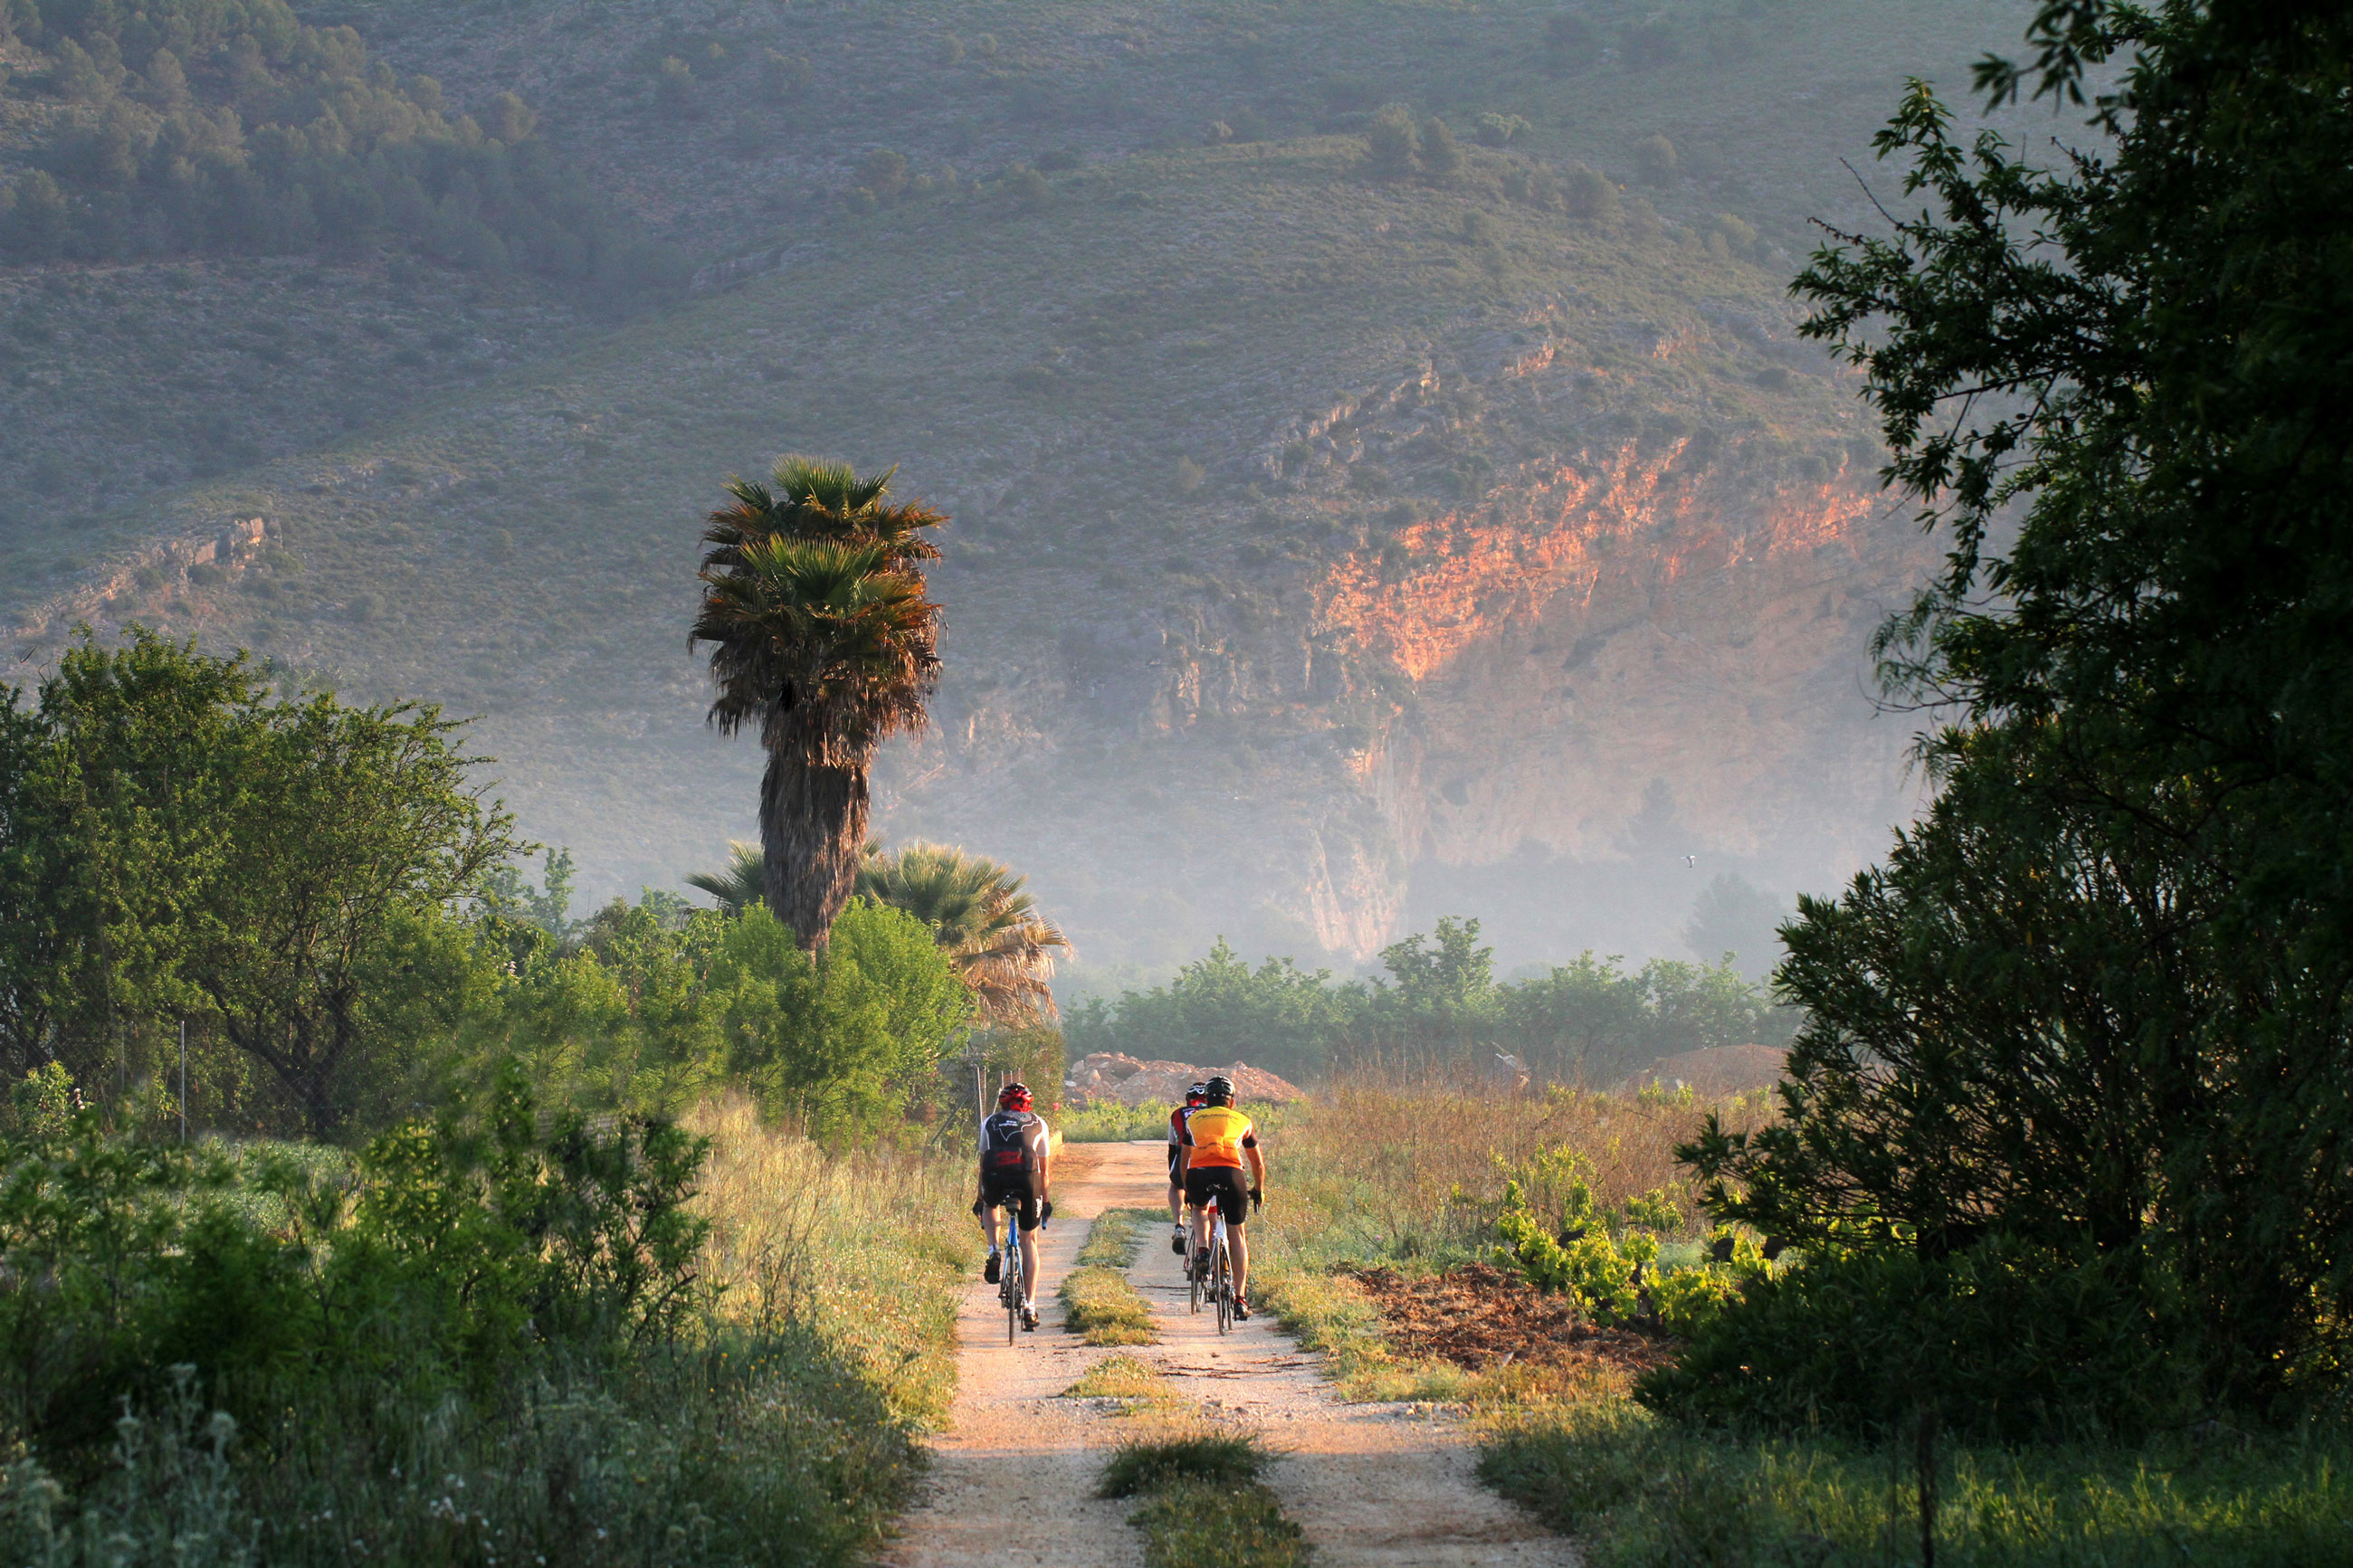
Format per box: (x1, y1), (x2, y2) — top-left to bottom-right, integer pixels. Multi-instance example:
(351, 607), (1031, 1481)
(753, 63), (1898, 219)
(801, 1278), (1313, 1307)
(879, 1141), (1574, 1568)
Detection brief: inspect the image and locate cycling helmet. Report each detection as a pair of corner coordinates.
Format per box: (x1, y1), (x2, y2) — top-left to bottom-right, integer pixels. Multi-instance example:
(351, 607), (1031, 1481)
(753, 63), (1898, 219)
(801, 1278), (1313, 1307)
(1204, 1074), (1235, 1104)
(997, 1082), (1034, 1111)
(1186, 1081), (1208, 1106)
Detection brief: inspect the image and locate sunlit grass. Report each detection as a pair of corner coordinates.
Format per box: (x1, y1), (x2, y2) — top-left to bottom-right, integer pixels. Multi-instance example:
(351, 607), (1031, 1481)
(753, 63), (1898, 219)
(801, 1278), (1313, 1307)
(1061, 1205), (1158, 1345)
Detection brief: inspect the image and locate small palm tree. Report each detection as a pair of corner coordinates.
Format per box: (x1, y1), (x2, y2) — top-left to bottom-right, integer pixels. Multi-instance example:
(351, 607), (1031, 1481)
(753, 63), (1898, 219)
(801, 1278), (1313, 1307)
(691, 458), (945, 951)
(859, 841), (1072, 1023)
(685, 841), (766, 915)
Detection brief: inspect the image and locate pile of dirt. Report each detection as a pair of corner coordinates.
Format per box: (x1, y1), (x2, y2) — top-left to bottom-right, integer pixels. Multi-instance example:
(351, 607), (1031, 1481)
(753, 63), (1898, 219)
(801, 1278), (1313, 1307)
(1616, 1042), (1788, 1100)
(1338, 1263), (1678, 1377)
(1063, 1052), (1308, 1107)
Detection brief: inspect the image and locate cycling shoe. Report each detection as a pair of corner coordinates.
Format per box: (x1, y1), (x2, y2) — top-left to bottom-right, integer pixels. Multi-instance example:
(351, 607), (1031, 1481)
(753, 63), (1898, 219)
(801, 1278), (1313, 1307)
(984, 1250), (1001, 1285)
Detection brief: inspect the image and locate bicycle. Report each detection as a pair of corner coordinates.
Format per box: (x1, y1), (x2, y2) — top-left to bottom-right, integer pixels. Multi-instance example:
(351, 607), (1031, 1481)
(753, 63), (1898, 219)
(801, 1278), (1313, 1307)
(998, 1207), (1026, 1345)
(1208, 1203), (1234, 1334)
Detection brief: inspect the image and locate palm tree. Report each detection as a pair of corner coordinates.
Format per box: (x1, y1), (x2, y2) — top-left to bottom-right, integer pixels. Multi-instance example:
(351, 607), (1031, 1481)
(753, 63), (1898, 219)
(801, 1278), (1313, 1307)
(691, 458), (944, 951)
(859, 841), (1072, 1023)
(685, 841), (766, 915)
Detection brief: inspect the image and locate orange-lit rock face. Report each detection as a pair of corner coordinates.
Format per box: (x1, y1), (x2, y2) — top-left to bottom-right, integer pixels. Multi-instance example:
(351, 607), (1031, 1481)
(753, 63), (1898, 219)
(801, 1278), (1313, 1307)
(1285, 442), (1930, 954)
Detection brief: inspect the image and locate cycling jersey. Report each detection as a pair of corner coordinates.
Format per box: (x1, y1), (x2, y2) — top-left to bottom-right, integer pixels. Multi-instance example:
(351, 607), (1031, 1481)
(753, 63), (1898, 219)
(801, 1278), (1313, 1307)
(1180, 1105), (1256, 1170)
(1166, 1104), (1195, 1145)
(979, 1108), (1051, 1191)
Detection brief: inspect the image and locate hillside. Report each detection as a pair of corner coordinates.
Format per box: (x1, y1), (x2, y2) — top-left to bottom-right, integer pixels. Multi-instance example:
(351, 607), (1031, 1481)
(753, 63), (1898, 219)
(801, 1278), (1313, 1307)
(0, 0), (2033, 971)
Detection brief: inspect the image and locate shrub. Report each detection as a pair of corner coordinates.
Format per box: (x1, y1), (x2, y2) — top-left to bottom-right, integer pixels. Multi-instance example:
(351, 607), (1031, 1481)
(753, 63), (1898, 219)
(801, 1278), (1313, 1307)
(484, 91), (537, 143)
(1475, 112), (1529, 147)
(858, 148), (910, 200)
(1174, 457), (1207, 494)
(938, 32), (965, 66)
(1364, 103), (1417, 177)
(1034, 147), (1081, 172)
(1634, 134), (1678, 185)
(765, 49), (814, 97)
(1417, 116), (1464, 181)
(1636, 1243), (2202, 1442)
(1561, 163), (1618, 219)
(998, 165), (1053, 212)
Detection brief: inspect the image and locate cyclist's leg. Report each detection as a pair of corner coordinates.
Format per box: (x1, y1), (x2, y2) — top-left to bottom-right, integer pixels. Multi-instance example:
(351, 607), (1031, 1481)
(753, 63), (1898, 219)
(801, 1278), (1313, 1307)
(1228, 1213), (1251, 1303)
(1015, 1191), (1043, 1305)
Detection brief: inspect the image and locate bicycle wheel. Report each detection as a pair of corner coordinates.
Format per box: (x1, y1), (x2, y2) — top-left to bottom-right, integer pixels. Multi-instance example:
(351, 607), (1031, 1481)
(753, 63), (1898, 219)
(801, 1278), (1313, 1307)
(1188, 1228), (1204, 1314)
(1214, 1238), (1232, 1335)
(1004, 1221), (1021, 1345)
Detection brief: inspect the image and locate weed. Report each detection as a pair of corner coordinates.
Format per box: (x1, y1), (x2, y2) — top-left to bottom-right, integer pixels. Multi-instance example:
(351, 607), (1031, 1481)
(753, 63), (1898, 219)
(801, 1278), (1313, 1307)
(1129, 1479), (1309, 1568)
(1100, 1431), (1267, 1497)
(1063, 1353), (1176, 1408)
(1061, 1207), (1157, 1345)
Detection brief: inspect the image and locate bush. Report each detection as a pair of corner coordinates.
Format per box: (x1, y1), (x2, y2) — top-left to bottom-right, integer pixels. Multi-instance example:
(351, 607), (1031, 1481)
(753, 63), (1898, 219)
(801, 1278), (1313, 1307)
(656, 54), (698, 118)
(858, 148), (910, 200)
(1365, 104), (1417, 178)
(1417, 115), (1464, 181)
(1634, 134), (1677, 185)
(1475, 112), (1529, 147)
(1562, 163), (1618, 219)
(1636, 1243), (2201, 1443)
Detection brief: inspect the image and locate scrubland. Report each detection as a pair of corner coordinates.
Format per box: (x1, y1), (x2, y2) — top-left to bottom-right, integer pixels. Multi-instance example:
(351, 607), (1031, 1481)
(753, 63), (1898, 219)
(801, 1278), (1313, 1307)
(1245, 1076), (2353, 1567)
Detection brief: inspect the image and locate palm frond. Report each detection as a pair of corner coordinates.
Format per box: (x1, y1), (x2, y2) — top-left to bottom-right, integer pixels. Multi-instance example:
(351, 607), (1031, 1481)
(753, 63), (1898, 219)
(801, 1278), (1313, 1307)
(685, 841), (766, 914)
(861, 841), (1071, 1022)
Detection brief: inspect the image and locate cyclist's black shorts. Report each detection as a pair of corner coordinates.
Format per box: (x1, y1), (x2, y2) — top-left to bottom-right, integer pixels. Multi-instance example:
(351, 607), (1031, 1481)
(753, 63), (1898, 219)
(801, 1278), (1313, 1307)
(974, 1174), (1041, 1232)
(1184, 1166), (1251, 1226)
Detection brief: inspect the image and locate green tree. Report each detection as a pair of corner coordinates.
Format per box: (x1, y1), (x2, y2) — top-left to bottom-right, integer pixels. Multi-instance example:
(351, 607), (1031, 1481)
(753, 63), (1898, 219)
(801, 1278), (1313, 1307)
(0, 632), (514, 1135)
(1685, 0), (2353, 1412)
(1062, 939), (1357, 1086)
(1680, 871), (1788, 984)
(691, 457), (945, 953)
(1416, 115), (1463, 182)
(1365, 104), (1418, 179)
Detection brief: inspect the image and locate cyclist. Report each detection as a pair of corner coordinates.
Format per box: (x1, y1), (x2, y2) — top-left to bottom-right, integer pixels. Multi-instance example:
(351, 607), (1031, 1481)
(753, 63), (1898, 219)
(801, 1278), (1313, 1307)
(1176, 1074), (1265, 1320)
(974, 1081), (1052, 1330)
(1167, 1080), (1207, 1255)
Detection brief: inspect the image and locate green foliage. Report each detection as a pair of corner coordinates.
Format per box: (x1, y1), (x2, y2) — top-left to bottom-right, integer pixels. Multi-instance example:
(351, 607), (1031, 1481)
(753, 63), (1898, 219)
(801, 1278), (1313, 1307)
(0, 0), (673, 296)
(0, 1081), (942, 1564)
(1638, 1241), (2199, 1443)
(1364, 102), (1416, 178)
(1696, 0), (2353, 1421)
(1100, 1431), (1267, 1497)
(1066, 921), (1791, 1086)
(1489, 1146), (1763, 1335)
(0, 630), (515, 1136)
(479, 899), (970, 1141)
(1127, 1479), (1308, 1568)
(1561, 162), (1618, 219)
(1543, 13), (1598, 76)
(1634, 133), (1677, 185)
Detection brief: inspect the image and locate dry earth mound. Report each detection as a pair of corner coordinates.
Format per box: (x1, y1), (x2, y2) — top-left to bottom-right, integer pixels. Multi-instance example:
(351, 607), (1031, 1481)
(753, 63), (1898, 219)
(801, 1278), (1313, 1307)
(1339, 1262), (1677, 1378)
(1064, 1052), (1306, 1107)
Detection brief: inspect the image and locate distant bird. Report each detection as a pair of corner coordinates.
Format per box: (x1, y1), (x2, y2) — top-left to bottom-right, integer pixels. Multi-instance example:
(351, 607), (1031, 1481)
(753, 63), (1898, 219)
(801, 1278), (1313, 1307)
(1681, 854), (1696, 868)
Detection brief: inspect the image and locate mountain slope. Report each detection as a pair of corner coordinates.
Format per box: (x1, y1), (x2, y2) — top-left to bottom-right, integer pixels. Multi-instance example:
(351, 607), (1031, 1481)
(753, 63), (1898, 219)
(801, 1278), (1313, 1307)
(0, 0), (2035, 968)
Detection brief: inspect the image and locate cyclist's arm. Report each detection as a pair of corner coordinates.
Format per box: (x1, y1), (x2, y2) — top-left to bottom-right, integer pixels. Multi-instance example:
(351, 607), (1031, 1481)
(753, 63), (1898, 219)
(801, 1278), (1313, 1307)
(1245, 1143), (1266, 1191)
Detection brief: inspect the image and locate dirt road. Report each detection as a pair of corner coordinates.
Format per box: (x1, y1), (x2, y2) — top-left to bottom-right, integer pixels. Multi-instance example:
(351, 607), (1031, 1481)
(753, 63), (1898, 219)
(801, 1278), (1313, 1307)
(879, 1141), (1573, 1568)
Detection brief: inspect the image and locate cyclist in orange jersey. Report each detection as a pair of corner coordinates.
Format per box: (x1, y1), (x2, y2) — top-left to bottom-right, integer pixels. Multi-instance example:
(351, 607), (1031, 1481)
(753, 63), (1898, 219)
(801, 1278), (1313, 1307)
(1176, 1074), (1266, 1319)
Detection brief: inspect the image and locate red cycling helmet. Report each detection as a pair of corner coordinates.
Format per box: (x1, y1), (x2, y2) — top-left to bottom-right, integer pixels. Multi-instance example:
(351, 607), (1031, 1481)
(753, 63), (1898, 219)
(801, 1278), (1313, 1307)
(997, 1082), (1034, 1111)
(1186, 1082), (1208, 1107)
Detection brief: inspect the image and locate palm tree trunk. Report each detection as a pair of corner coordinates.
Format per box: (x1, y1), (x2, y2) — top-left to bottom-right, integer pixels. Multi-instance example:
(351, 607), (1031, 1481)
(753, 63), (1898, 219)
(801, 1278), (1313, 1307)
(759, 752), (868, 951)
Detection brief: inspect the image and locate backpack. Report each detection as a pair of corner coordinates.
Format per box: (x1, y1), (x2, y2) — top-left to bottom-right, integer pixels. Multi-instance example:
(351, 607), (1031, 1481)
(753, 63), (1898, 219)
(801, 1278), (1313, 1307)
(982, 1111), (1035, 1178)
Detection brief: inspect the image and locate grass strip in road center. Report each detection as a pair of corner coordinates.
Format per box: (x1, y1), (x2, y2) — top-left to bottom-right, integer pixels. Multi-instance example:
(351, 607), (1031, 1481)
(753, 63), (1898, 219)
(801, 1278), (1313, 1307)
(1100, 1431), (1310, 1568)
(1063, 1353), (1182, 1412)
(1061, 1206), (1160, 1345)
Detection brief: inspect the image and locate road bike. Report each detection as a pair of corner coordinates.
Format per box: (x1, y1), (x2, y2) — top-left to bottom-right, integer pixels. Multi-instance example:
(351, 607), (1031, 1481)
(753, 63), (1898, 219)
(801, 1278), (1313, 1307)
(1208, 1202), (1234, 1334)
(998, 1207), (1026, 1344)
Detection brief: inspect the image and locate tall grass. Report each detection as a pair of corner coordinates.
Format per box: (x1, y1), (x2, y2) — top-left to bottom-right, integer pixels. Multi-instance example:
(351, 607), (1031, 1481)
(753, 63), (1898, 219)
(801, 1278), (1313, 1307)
(1253, 1075), (1765, 1266)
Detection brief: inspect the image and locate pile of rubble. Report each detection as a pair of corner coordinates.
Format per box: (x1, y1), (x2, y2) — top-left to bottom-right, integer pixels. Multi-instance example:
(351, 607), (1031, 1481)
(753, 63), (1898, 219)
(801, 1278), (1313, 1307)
(1062, 1052), (1307, 1107)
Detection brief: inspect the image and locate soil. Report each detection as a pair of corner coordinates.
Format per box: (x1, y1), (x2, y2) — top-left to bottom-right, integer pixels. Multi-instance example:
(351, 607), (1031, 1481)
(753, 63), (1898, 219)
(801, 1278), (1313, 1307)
(1339, 1261), (1681, 1379)
(880, 1142), (1574, 1568)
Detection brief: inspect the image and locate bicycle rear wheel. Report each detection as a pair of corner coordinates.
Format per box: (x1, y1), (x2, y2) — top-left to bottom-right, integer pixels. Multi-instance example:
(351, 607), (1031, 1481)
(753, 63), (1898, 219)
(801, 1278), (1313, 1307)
(1004, 1221), (1022, 1345)
(1188, 1232), (1204, 1314)
(1214, 1244), (1231, 1335)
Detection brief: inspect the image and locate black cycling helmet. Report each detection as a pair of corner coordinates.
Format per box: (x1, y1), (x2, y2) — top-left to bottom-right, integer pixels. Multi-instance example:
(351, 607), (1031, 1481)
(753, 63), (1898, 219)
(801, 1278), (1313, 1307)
(1204, 1074), (1234, 1104)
